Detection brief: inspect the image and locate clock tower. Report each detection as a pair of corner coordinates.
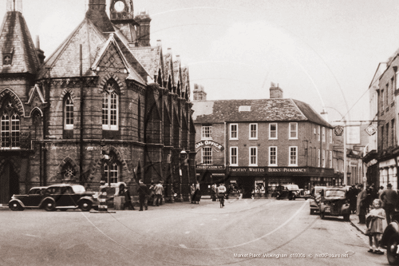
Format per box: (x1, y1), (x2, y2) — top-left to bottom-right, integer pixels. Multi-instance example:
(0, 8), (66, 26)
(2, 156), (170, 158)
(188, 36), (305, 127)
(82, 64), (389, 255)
(110, 0), (136, 24)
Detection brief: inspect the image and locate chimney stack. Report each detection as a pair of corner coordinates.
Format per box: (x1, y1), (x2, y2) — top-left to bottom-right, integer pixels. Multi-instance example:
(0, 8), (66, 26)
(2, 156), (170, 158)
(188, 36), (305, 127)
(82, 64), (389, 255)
(269, 82), (283, 99)
(193, 84), (207, 102)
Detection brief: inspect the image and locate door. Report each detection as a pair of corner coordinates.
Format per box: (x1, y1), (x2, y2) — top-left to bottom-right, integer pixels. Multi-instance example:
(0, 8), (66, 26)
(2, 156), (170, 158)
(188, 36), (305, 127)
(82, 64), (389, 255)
(238, 177), (255, 198)
(0, 162), (19, 204)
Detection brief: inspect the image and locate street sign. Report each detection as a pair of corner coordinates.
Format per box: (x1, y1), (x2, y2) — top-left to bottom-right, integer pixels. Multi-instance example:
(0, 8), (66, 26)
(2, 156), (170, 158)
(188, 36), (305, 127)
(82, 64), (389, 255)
(365, 123), (377, 136)
(334, 125), (344, 136)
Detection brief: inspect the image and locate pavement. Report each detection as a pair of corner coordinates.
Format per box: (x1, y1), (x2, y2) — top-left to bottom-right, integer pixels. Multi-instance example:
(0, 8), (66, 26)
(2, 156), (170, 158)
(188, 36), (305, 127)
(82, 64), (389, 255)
(349, 213), (368, 235)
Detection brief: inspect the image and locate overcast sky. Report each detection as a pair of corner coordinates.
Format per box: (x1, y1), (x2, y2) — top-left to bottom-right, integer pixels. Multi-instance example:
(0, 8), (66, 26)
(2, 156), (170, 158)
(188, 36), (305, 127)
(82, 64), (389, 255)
(3, 0), (399, 123)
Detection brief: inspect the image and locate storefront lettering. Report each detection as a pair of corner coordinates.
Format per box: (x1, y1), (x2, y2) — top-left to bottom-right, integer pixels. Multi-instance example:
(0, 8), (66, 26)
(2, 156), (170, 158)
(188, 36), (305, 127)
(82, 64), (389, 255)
(268, 168), (307, 173)
(230, 168), (265, 172)
(196, 165), (225, 170)
(195, 140), (224, 151)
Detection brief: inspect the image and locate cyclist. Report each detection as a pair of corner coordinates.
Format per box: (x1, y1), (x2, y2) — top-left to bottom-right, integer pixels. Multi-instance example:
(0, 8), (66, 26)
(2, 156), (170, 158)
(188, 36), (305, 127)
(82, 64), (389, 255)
(218, 183), (227, 208)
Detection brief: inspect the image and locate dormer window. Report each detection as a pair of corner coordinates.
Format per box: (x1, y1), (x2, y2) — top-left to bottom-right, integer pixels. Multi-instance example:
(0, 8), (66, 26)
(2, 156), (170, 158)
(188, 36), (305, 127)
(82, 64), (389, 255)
(3, 55), (12, 65)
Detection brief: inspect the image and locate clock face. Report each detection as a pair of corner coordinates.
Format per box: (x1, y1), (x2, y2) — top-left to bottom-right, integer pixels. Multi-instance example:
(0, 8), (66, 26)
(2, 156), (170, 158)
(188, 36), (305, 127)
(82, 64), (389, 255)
(115, 1), (125, 12)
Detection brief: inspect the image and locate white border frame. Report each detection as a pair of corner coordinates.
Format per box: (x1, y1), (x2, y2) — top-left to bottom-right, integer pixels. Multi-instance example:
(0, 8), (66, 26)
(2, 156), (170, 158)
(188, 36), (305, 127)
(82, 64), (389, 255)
(269, 123), (278, 140)
(230, 123), (238, 140)
(269, 146), (277, 166)
(249, 146), (258, 166)
(288, 146), (298, 166)
(289, 122), (298, 140)
(230, 146), (238, 166)
(249, 123), (258, 140)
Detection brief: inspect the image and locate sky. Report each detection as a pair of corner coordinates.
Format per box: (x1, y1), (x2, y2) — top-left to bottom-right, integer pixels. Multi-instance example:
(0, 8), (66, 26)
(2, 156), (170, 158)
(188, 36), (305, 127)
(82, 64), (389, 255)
(2, 0), (399, 123)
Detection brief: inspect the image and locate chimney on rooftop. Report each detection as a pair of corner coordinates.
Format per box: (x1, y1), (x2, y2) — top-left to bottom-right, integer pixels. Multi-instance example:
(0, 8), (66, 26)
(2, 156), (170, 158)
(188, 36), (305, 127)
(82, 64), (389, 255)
(193, 84), (207, 102)
(269, 82), (283, 99)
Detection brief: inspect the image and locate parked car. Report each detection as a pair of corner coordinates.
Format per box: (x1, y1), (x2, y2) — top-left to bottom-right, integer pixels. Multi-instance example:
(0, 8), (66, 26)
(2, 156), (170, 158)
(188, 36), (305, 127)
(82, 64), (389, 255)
(9, 184), (97, 211)
(309, 186), (326, 214)
(380, 212), (399, 265)
(319, 187), (350, 221)
(276, 184), (300, 200)
(296, 189), (311, 200)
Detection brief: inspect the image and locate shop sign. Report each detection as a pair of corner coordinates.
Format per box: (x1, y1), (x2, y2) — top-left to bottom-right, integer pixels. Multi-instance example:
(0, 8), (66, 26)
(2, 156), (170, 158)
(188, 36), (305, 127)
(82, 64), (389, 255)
(196, 165), (225, 170)
(230, 167), (265, 173)
(380, 159), (396, 168)
(334, 125), (344, 136)
(366, 159), (378, 167)
(365, 124), (377, 136)
(195, 140), (224, 151)
(268, 167), (307, 173)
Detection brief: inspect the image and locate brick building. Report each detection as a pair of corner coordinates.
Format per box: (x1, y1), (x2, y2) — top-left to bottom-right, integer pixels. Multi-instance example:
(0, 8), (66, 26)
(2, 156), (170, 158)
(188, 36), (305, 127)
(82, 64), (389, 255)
(192, 84), (334, 198)
(0, 0), (196, 204)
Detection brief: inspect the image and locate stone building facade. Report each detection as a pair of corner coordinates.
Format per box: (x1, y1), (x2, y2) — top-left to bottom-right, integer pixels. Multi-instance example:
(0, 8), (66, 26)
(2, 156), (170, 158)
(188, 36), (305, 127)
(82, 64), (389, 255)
(192, 84), (335, 198)
(0, 0), (196, 204)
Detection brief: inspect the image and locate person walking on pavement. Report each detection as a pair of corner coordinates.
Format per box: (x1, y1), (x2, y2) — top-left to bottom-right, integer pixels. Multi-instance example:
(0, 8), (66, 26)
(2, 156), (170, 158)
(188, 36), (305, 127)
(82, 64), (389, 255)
(380, 183), (398, 224)
(218, 183), (227, 207)
(211, 183), (217, 201)
(193, 181), (202, 204)
(190, 183), (196, 204)
(119, 184), (135, 210)
(154, 181), (164, 206)
(137, 179), (150, 211)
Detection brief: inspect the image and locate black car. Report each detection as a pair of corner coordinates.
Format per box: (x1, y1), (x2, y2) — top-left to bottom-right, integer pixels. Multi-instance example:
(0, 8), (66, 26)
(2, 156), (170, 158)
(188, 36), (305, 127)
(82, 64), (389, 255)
(9, 184), (97, 211)
(381, 212), (399, 265)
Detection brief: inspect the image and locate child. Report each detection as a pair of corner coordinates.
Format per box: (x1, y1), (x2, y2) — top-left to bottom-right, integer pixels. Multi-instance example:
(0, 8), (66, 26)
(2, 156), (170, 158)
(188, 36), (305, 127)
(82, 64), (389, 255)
(366, 199), (386, 254)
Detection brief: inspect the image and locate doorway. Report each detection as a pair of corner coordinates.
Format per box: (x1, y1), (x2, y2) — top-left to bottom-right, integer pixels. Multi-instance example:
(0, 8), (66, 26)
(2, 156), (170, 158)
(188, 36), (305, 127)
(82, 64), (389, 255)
(238, 177), (255, 198)
(0, 162), (19, 204)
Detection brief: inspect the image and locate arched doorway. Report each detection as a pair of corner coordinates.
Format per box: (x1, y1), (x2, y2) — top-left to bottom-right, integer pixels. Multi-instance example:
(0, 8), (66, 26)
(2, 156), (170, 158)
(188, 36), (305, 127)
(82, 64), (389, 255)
(0, 162), (19, 204)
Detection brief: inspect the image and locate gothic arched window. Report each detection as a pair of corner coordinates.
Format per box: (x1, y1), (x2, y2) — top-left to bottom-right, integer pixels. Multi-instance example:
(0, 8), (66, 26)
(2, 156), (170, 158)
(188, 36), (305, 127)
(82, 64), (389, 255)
(64, 94), (74, 130)
(103, 151), (120, 184)
(102, 80), (119, 131)
(62, 163), (76, 181)
(1, 98), (20, 149)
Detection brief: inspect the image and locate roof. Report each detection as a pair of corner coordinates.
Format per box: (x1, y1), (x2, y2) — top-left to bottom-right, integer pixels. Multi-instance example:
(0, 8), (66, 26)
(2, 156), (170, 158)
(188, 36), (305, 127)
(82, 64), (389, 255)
(0, 11), (41, 74)
(130, 45), (162, 80)
(192, 98), (332, 128)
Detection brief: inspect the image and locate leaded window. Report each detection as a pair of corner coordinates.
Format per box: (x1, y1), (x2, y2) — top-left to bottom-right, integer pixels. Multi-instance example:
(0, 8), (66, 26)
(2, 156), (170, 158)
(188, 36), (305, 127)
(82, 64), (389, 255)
(64, 95), (74, 129)
(202, 147), (212, 165)
(102, 80), (119, 131)
(1, 114), (19, 149)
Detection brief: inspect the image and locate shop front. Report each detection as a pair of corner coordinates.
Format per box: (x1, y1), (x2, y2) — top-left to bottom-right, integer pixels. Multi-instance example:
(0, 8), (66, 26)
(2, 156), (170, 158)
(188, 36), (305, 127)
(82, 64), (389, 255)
(379, 158), (397, 190)
(227, 167), (266, 198)
(267, 167), (335, 194)
(196, 165), (226, 196)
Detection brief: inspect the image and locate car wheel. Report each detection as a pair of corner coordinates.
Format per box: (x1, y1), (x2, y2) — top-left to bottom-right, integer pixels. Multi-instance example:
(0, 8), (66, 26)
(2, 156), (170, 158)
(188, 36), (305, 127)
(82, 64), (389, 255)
(387, 236), (399, 265)
(344, 214), (350, 221)
(79, 200), (92, 212)
(320, 212), (325, 219)
(9, 201), (23, 211)
(43, 200), (56, 211)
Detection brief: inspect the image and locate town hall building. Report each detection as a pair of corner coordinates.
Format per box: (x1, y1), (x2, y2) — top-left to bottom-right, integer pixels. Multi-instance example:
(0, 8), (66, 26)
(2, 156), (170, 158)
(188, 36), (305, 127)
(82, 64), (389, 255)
(0, 0), (196, 204)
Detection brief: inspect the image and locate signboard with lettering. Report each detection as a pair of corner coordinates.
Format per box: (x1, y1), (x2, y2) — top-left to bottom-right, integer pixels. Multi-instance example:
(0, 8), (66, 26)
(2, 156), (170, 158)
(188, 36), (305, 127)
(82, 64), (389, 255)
(196, 165), (225, 170)
(195, 140), (224, 151)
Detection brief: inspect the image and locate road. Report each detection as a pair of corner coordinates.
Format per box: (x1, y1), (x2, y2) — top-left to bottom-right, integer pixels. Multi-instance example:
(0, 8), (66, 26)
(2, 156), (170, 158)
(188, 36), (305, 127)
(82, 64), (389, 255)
(0, 198), (389, 266)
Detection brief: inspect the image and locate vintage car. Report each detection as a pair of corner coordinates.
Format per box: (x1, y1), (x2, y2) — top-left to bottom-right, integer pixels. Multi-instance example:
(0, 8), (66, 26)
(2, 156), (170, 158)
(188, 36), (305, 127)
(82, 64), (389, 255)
(9, 184), (97, 211)
(309, 186), (326, 214)
(380, 212), (399, 265)
(319, 187), (350, 221)
(276, 184), (300, 200)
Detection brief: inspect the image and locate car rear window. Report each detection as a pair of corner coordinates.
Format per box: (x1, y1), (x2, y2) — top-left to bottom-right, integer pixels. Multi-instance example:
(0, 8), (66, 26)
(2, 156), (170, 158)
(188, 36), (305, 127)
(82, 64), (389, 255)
(325, 190), (346, 198)
(72, 185), (86, 194)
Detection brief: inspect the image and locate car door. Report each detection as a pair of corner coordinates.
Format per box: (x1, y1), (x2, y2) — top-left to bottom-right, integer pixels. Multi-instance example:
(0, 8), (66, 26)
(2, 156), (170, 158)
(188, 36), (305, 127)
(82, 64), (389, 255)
(24, 189), (44, 207)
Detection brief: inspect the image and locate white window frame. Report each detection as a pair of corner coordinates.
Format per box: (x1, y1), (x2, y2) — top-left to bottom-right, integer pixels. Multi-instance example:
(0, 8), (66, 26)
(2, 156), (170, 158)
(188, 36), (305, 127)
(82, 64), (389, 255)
(249, 123), (258, 140)
(202, 147), (212, 165)
(289, 146), (298, 166)
(64, 95), (74, 130)
(269, 146), (277, 166)
(104, 163), (119, 184)
(249, 146), (258, 166)
(230, 147), (238, 166)
(102, 91), (119, 131)
(269, 123), (278, 140)
(317, 126), (320, 141)
(201, 126), (212, 139)
(289, 122), (298, 139)
(322, 127), (325, 142)
(230, 124), (238, 140)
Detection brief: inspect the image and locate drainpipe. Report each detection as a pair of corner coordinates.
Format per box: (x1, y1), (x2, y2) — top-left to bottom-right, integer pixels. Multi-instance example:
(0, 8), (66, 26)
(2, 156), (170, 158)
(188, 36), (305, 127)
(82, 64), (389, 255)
(79, 44), (84, 185)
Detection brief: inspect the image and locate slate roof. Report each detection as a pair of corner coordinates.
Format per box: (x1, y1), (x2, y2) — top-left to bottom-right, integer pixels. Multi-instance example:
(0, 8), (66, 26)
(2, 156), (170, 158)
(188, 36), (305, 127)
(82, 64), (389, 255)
(0, 11), (41, 74)
(130, 45), (162, 80)
(192, 98), (332, 128)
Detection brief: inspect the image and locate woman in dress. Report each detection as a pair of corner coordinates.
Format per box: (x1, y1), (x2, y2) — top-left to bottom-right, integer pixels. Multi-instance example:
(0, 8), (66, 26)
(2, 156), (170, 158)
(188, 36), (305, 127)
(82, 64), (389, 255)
(366, 199), (386, 254)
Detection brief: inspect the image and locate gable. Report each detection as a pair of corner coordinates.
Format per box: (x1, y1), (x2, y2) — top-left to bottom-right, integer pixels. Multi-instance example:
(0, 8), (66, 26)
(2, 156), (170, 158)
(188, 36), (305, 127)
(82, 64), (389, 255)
(97, 42), (128, 73)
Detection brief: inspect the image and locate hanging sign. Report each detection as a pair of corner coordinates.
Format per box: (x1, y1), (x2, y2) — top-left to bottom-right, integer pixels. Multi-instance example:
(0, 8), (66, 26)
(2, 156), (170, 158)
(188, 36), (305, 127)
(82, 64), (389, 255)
(334, 125), (344, 136)
(365, 124), (377, 136)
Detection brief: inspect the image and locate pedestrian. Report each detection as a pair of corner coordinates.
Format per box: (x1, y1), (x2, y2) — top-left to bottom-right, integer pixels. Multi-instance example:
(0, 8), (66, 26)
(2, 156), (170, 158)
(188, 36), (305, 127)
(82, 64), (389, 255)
(190, 183), (196, 204)
(357, 184), (367, 224)
(348, 186), (357, 214)
(218, 183), (227, 207)
(211, 183), (217, 201)
(154, 181), (164, 206)
(148, 181), (156, 206)
(137, 179), (150, 211)
(366, 199), (386, 255)
(193, 181), (201, 204)
(380, 183), (398, 224)
(119, 183), (135, 210)
(378, 186), (384, 198)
